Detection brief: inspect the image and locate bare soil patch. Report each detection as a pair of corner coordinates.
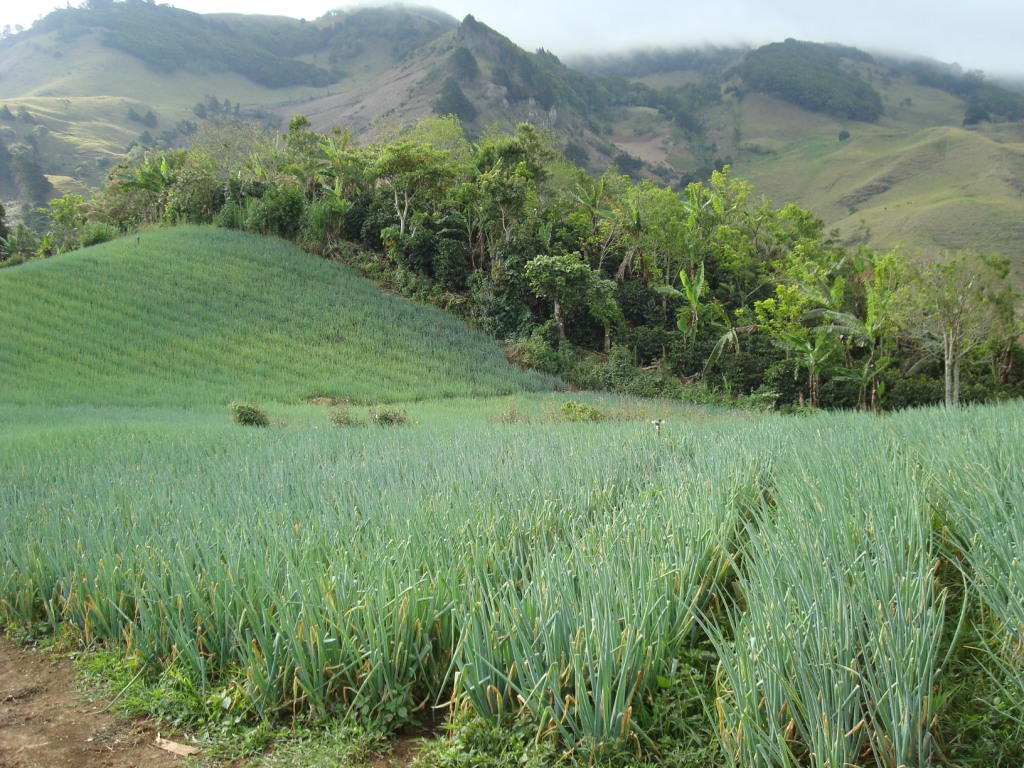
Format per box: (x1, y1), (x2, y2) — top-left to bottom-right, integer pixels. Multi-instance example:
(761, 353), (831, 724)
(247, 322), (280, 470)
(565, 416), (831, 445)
(0, 633), (429, 767)
(0, 633), (184, 768)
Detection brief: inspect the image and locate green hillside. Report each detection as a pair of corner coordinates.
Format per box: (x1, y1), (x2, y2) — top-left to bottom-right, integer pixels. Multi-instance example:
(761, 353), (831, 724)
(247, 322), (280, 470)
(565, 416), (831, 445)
(0, 226), (555, 405)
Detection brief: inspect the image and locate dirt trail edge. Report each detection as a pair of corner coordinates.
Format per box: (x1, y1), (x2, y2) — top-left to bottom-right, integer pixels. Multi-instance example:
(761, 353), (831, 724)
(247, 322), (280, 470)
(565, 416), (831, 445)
(0, 632), (184, 768)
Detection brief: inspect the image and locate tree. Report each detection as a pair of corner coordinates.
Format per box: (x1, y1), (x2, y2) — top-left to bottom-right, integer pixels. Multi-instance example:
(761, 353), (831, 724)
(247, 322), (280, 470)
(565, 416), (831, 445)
(448, 46), (480, 80)
(777, 331), (833, 407)
(754, 254), (844, 407)
(367, 141), (456, 236)
(317, 128), (367, 202)
(525, 252), (621, 342)
(433, 77), (477, 123)
(282, 114), (324, 199)
(900, 250), (1018, 407)
(41, 192), (87, 253)
(190, 118), (277, 194)
(0, 202), (8, 256)
(809, 248), (905, 411)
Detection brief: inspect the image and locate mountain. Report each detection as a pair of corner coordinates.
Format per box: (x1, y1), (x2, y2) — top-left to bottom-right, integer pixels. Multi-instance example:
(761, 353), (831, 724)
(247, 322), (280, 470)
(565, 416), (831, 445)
(2, 3), (1024, 279)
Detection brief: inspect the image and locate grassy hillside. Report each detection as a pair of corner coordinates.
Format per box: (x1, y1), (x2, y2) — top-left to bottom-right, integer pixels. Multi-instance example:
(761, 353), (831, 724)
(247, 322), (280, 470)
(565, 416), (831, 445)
(731, 89), (1024, 285)
(0, 226), (555, 406)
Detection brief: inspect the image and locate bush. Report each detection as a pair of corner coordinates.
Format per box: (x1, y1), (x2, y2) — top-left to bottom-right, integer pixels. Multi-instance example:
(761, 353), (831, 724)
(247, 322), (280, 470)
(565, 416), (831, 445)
(558, 399), (605, 422)
(229, 401), (269, 427)
(244, 184), (305, 240)
(215, 200), (246, 230)
(300, 198), (348, 254)
(80, 222), (116, 248)
(369, 406), (409, 427)
(329, 407), (365, 427)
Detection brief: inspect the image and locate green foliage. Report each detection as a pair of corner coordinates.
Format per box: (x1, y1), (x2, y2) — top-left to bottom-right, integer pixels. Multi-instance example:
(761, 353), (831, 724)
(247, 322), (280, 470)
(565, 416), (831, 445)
(369, 405), (410, 426)
(448, 46), (480, 81)
(300, 198), (351, 254)
(434, 77), (478, 123)
(557, 398), (605, 421)
(328, 406), (365, 427)
(215, 199), (246, 230)
(229, 401), (270, 427)
(40, 192), (87, 253)
(163, 160), (222, 225)
(245, 184), (305, 239)
(0, 201), (8, 253)
(79, 221), (116, 247)
(895, 59), (1024, 120)
(739, 40), (883, 121)
(412, 710), (557, 768)
(963, 102), (992, 126)
(14, 103), (1022, 411)
(502, 330), (567, 376)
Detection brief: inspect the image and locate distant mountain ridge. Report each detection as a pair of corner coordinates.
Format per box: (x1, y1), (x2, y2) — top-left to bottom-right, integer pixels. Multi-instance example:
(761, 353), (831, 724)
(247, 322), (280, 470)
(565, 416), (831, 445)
(2, 2), (1023, 278)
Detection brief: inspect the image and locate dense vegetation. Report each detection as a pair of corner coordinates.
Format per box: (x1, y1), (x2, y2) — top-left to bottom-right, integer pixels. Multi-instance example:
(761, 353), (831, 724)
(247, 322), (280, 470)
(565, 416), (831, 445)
(1, 399), (1022, 766)
(736, 39), (884, 121)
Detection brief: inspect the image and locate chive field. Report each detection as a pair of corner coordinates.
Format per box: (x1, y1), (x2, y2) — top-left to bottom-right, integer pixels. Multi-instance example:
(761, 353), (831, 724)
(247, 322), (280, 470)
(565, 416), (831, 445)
(0, 226), (556, 406)
(2, 398), (1023, 763)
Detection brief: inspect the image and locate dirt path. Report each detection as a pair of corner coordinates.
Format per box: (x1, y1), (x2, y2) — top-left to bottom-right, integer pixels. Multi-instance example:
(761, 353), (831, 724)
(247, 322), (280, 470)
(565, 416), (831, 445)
(0, 633), (185, 768)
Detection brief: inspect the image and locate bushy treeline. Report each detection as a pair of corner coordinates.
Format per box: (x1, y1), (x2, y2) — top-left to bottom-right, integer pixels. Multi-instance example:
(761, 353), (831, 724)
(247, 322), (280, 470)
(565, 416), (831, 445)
(10, 113), (1021, 410)
(736, 39), (884, 121)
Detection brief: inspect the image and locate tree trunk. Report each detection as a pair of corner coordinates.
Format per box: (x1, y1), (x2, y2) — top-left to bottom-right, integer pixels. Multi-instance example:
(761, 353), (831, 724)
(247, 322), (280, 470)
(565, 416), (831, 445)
(953, 353), (962, 407)
(554, 300), (566, 339)
(943, 332), (955, 407)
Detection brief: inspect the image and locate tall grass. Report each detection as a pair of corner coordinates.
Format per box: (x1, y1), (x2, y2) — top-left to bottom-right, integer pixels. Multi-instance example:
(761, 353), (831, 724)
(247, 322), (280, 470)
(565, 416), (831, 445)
(0, 226), (556, 405)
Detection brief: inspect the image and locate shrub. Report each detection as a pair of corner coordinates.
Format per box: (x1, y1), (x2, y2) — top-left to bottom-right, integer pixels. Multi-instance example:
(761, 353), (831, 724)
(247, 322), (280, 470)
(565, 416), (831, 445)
(300, 198), (348, 254)
(215, 200), (245, 230)
(229, 401), (269, 427)
(558, 399), (605, 422)
(80, 222), (116, 248)
(369, 406), (409, 427)
(329, 407), (365, 427)
(244, 184), (305, 240)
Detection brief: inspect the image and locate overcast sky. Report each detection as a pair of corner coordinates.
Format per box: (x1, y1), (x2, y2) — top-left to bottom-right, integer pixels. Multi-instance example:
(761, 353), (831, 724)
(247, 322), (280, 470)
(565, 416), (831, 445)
(5, 0), (1022, 77)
